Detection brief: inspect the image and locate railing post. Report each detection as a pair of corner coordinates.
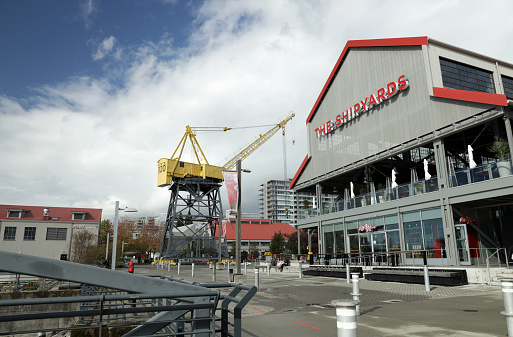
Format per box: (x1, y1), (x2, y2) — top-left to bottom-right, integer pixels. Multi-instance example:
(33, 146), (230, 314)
(501, 279), (513, 337)
(332, 299), (358, 337)
(351, 273), (361, 316)
(255, 268), (260, 290)
(487, 250), (492, 285)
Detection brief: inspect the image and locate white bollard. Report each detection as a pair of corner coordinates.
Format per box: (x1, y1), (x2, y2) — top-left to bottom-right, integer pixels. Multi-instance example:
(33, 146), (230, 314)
(178, 262), (181, 275)
(267, 263), (270, 275)
(332, 299), (358, 337)
(192, 263), (195, 277)
(346, 264), (350, 284)
(501, 279), (513, 337)
(212, 262), (216, 281)
(299, 261), (303, 279)
(167, 261), (170, 271)
(351, 273), (361, 316)
(244, 262), (247, 274)
(255, 268), (260, 290)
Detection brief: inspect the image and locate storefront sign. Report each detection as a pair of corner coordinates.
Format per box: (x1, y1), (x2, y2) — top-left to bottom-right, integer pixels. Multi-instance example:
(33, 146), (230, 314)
(359, 223), (377, 232)
(315, 75), (409, 138)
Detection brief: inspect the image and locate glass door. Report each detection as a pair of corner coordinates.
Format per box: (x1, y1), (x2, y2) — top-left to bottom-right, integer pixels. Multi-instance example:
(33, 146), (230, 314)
(455, 224), (471, 265)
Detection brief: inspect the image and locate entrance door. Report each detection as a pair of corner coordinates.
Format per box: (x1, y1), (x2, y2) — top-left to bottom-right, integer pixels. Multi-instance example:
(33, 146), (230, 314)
(455, 224), (471, 265)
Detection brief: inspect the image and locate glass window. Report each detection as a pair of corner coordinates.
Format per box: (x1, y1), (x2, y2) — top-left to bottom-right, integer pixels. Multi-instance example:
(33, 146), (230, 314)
(404, 221), (423, 251)
(3, 227), (16, 240)
(335, 226), (345, 253)
(423, 218), (446, 258)
(24, 227), (36, 241)
(46, 228), (67, 240)
(349, 235), (359, 254)
(7, 211), (21, 218)
(346, 221), (358, 235)
(403, 211), (421, 222)
(387, 231), (401, 252)
(440, 58), (495, 94)
(324, 225), (334, 254)
(502, 76), (513, 98)
(422, 208), (442, 220)
(360, 233), (372, 253)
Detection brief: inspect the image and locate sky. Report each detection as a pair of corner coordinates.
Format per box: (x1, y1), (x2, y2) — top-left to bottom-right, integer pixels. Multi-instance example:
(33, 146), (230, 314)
(2, 0), (513, 220)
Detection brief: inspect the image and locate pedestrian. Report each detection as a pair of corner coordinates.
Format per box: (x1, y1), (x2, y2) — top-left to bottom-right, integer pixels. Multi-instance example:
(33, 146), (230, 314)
(128, 260), (135, 273)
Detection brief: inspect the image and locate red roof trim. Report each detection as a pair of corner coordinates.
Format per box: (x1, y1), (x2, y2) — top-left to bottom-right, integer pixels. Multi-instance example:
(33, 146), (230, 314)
(306, 36), (429, 125)
(432, 87), (508, 106)
(290, 155), (311, 189)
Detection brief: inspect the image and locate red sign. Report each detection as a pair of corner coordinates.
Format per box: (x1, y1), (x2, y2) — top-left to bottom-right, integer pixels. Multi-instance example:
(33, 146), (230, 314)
(359, 223), (378, 232)
(315, 75), (409, 138)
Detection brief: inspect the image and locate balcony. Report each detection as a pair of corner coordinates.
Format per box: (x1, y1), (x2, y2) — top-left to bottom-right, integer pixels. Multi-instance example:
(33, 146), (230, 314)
(449, 157), (512, 187)
(298, 177), (439, 219)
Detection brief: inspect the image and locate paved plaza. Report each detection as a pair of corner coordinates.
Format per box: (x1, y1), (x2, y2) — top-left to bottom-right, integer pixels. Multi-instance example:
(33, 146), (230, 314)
(134, 263), (508, 336)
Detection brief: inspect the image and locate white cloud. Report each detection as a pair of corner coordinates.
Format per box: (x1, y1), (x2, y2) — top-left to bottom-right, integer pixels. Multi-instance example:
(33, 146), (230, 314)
(2, 0), (513, 219)
(93, 36), (120, 61)
(80, 0), (97, 29)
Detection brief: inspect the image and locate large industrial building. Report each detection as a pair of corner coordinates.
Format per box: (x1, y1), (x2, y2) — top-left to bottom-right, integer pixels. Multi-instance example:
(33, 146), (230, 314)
(0, 204), (102, 261)
(290, 37), (513, 266)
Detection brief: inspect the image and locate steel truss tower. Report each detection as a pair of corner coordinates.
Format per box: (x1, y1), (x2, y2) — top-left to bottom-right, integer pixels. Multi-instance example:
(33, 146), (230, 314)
(160, 177), (228, 259)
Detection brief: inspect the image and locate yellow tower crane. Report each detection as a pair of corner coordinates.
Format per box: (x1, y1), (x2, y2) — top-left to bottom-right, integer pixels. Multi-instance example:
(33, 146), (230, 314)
(157, 112), (295, 187)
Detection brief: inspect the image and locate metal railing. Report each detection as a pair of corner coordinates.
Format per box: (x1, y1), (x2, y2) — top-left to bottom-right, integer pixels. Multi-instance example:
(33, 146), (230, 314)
(297, 247), (510, 268)
(0, 273), (79, 292)
(449, 157), (513, 187)
(158, 275), (257, 337)
(298, 177), (439, 219)
(0, 290), (220, 336)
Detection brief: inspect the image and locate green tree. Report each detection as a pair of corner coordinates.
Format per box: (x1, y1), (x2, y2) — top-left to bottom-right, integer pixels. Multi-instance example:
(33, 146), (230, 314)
(284, 229), (318, 254)
(70, 231), (102, 264)
(269, 231), (285, 254)
(230, 241), (236, 256)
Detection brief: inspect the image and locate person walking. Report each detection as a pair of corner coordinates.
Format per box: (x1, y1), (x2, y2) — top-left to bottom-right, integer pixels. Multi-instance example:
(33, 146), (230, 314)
(128, 260), (135, 273)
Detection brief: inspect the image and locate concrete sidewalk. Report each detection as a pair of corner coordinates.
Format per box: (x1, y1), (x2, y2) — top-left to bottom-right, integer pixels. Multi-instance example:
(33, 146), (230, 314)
(134, 263), (507, 336)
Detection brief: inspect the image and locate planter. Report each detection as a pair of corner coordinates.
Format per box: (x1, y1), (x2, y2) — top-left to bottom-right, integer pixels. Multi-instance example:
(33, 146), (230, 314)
(497, 160), (513, 177)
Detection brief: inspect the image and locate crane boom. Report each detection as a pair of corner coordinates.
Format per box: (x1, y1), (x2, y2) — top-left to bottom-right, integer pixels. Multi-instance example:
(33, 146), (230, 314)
(222, 112), (295, 170)
(157, 112), (295, 187)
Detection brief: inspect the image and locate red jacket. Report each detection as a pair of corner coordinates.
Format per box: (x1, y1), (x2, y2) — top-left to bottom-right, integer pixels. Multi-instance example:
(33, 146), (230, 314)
(128, 261), (135, 272)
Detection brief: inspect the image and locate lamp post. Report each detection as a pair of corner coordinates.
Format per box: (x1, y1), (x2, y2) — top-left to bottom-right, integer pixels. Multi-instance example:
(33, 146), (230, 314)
(111, 201), (137, 270)
(236, 160), (251, 275)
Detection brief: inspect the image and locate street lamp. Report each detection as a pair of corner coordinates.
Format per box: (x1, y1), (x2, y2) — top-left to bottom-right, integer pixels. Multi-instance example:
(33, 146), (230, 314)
(111, 201), (137, 270)
(236, 160), (251, 275)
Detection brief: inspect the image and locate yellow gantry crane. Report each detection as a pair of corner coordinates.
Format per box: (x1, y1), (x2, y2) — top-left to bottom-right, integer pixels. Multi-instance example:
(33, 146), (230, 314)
(157, 112), (295, 187)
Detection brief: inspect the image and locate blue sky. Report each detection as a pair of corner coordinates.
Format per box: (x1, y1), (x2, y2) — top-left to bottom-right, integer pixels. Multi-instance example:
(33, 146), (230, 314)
(1, 0), (513, 219)
(0, 1), (197, 100)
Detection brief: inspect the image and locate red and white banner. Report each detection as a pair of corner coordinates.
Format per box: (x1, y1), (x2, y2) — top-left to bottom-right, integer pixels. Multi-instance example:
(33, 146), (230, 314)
(221, 219), (228, 243)
(222, 170), (238, 213)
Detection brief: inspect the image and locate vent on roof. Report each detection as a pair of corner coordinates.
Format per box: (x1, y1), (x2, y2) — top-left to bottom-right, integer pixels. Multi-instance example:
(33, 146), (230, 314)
(43, 208), (50, 220)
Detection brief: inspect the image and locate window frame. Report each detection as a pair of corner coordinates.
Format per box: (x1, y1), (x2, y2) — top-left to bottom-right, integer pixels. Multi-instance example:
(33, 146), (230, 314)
(3, 226), (17, 241)
(23, 227), (37, 241)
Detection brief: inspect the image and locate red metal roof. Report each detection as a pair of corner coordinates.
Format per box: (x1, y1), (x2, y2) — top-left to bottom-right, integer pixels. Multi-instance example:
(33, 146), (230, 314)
(0, 204), (102, 222)
(219, 219), (296, 240)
